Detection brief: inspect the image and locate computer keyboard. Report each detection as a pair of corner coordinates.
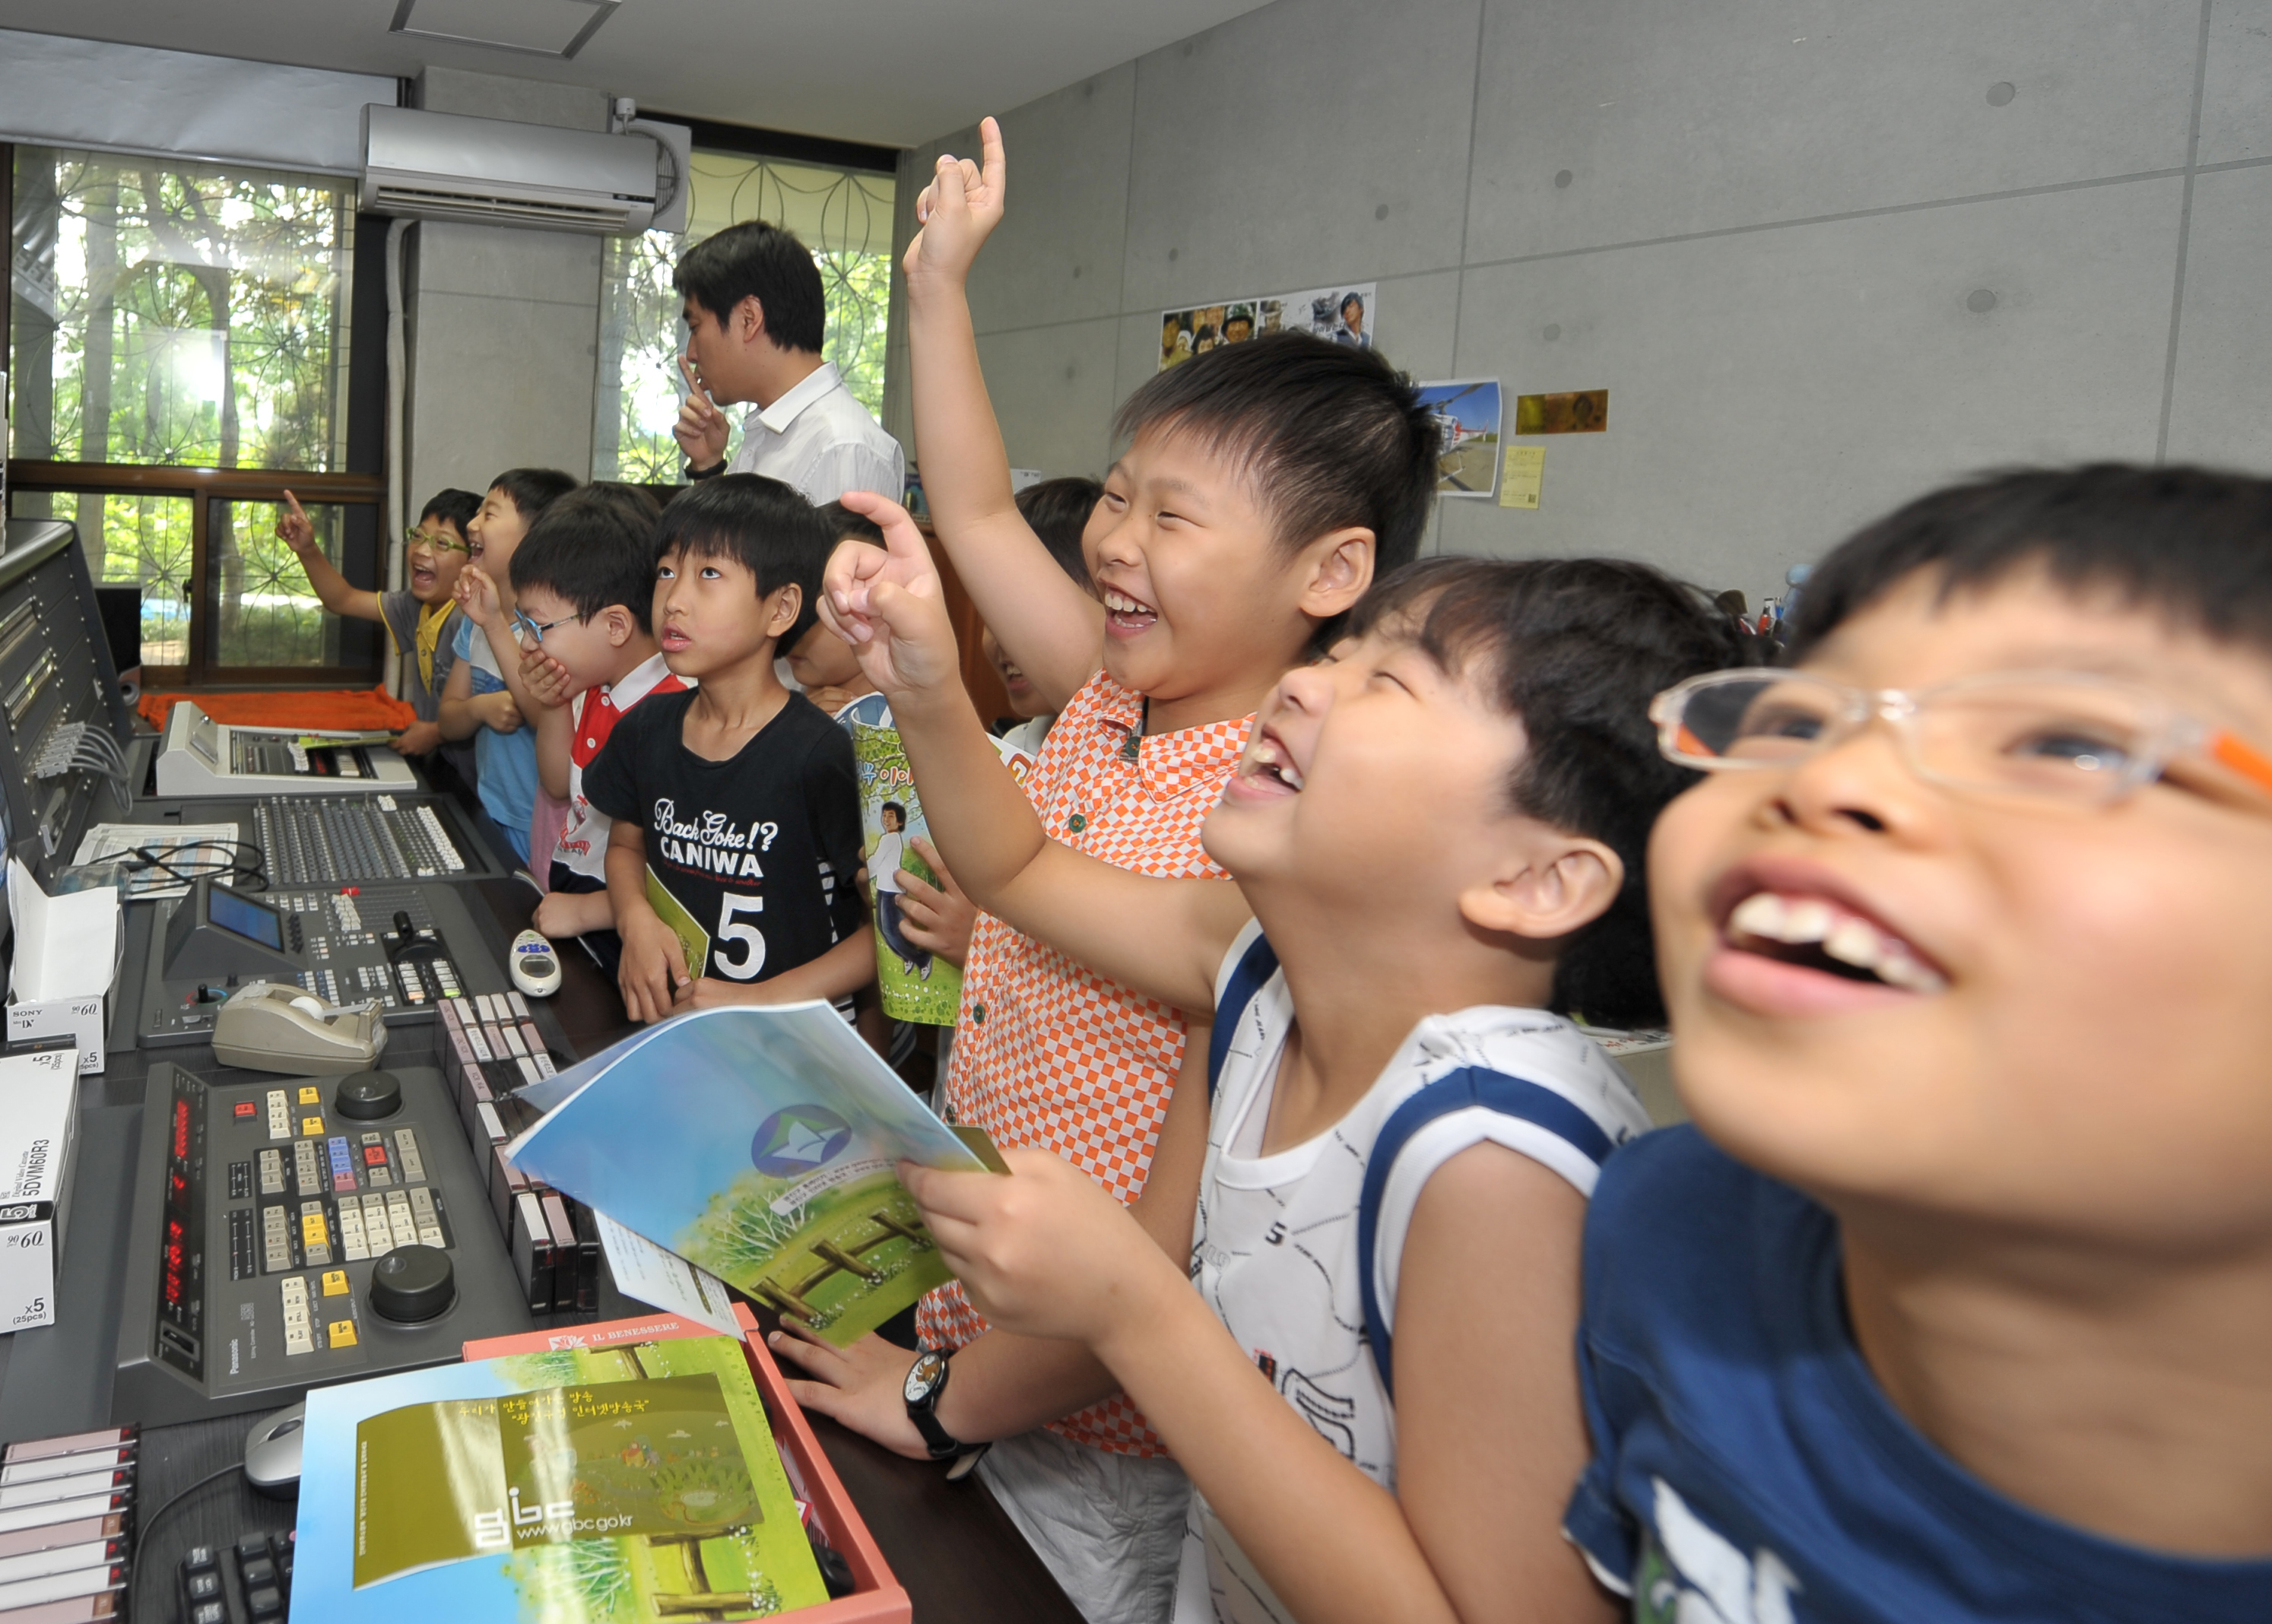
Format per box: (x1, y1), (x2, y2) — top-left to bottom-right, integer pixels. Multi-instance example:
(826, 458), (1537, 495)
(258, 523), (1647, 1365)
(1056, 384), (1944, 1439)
(179, 1530), (293, 1623)
(254, 796), (468, 883)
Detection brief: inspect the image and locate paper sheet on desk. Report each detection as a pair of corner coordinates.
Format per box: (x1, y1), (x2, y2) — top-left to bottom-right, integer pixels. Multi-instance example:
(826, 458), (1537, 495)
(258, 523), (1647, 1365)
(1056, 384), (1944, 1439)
(7, 858), (118, 1001)
(594, 1211), (741, 1335)
(72, 823), (240, 900)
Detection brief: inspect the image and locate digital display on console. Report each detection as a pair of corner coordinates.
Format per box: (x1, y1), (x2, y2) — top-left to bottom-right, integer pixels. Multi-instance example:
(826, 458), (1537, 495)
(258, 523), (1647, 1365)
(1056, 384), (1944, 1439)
(207, 886), (284, 950)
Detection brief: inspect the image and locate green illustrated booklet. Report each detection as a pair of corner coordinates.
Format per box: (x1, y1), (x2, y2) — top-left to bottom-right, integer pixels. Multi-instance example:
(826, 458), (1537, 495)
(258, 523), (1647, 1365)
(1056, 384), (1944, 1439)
(850, 715), (1036, 1026)
(295, 1334), (827, 1619)
(509, 1004), (997, 1344)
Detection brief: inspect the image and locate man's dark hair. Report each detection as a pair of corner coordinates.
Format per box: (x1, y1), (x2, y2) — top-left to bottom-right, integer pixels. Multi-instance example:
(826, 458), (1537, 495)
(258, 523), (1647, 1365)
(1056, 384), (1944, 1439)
(1112, 333), (1435, 634)
(673, 220), (826, 354)
(510, 484), (666, 633)
(1347, 556), (1747, 1026)
(654, 474), (833, 649)
(487, 468), (579, 521)
(817, 500), (886, 547)
(1014, 477), (1101, 592)
(417, 488), (481, 538)
(1789, 464), (2272, 660)
(881, 801), (906, 823)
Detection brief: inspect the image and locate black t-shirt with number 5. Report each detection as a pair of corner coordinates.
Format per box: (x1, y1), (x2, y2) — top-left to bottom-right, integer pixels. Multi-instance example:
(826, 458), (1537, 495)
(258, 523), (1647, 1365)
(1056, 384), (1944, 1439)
(582, 687), (865, 988)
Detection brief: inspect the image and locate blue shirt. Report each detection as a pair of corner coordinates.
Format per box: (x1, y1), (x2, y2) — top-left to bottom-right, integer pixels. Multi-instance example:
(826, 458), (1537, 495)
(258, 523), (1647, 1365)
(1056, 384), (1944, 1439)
(453, 616), (537, 861)
(1566, 1127), (2272, 1623)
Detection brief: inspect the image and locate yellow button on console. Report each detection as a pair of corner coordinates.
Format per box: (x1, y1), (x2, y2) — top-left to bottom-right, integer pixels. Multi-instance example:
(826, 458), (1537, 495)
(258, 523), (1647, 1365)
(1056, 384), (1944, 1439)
(302, 1215), (327, 1244)
(321, 1270), (349, 1296)
(327, 1320), (357, 1348)
(301, 1115), (325, 1137)
(297, 1086), (321, 1105)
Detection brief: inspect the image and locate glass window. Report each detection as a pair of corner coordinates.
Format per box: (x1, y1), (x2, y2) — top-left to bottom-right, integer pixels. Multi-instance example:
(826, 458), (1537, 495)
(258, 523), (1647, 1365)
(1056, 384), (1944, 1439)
(594, 154), (893, 484)
(87, 493), (195, 669)
(8, 147), (357, 475)
(205, 498), (351, 670)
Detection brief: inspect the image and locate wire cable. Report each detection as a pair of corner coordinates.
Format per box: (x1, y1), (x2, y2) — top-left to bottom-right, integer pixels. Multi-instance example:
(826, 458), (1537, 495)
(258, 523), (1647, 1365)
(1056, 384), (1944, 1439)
(127, 1461), (241, 1624)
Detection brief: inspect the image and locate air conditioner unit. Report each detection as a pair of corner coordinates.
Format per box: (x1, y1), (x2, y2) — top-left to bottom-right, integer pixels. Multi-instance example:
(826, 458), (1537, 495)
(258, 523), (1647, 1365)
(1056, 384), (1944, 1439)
(360, 104), (688, 234)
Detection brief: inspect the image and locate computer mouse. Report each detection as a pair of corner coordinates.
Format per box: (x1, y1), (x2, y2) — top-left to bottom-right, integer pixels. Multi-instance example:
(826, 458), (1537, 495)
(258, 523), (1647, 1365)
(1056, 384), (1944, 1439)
(244, 1402), (306, 1499)
(509, 929), (561, 998)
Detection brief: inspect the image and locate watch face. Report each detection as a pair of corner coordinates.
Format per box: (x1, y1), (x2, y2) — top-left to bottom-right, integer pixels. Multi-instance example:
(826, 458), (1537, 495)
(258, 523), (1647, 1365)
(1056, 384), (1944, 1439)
(904, 1350), (946, 1405)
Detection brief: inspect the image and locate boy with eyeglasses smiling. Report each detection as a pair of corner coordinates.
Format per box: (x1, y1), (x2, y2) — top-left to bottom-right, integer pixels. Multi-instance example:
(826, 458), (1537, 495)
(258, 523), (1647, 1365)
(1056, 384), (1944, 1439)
(1568, 465), (2272, 1622)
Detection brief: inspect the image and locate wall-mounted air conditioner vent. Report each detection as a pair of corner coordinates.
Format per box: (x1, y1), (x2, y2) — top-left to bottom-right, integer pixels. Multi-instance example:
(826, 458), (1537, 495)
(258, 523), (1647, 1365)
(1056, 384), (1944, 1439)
(360, 104), (687, 234)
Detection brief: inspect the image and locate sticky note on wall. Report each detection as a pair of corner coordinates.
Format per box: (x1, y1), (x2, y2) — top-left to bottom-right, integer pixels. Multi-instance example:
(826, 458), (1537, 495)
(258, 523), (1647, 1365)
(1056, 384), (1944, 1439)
(1501, 446), (1545, 509)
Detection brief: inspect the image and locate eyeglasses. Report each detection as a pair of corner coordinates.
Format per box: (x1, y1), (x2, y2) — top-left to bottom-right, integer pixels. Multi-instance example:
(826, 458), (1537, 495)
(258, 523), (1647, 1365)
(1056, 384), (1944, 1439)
(405, 525), (471, 555)
(1651, 668), (2272, 809)
(510, 607), (581, 648)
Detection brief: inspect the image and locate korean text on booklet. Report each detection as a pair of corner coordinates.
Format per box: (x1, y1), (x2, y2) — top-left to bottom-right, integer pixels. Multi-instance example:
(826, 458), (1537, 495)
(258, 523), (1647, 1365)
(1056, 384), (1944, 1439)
(294, 1332), (826, 1618)
(508, 1004), (996, 1344)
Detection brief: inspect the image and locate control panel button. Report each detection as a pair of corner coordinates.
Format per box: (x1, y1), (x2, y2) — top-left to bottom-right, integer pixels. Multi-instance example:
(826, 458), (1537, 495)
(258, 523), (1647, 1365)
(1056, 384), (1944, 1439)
(369, 1245), (454, 1323)
(300, 1115), (324, 1137)
(296, 1086), (320, 1106)
(326, 1320), (357, 1349)
(321, 1269), (348, 1296)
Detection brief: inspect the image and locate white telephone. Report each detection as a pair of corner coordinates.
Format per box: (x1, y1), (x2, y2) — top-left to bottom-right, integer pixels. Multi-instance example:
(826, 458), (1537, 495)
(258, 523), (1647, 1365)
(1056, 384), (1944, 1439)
(211, 982), (389, 1075)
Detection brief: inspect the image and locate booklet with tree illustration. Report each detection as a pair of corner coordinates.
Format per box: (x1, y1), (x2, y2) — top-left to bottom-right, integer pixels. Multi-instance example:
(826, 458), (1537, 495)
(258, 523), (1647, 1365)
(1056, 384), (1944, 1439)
(294, 1332), (827, 1619)
(508, 1003), (1001, 1345)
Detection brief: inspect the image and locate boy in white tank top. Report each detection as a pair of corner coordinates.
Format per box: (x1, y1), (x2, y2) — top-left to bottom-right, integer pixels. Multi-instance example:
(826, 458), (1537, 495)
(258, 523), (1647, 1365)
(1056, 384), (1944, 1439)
(776, 506), (1739, 1623)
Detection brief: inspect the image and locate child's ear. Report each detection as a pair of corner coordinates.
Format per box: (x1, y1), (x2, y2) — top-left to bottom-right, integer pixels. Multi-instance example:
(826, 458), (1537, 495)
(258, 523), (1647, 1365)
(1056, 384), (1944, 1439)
(1459, 827), (1625, 944)
(763, 583), (804, 640)
(601, 605), (635, 649)
(1297, 527), (1376, 622)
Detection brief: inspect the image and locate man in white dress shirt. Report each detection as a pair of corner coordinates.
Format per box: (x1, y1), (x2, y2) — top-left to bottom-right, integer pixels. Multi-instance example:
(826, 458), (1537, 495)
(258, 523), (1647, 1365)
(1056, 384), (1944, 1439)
(671, 220), (906, 505)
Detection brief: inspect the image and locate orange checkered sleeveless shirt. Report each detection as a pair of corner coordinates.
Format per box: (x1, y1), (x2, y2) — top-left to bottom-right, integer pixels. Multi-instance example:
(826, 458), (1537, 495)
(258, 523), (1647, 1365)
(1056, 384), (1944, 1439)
(917, 670), (1250, 1457)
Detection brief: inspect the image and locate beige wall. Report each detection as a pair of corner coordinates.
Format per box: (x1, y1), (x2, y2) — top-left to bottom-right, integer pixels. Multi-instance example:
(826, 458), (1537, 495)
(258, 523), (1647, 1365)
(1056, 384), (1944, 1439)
(401, 68), (610, 517)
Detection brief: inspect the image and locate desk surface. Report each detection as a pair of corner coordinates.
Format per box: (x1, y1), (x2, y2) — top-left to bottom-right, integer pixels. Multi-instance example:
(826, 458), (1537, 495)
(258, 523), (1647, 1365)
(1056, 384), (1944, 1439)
(8, 859), (1083, 1624)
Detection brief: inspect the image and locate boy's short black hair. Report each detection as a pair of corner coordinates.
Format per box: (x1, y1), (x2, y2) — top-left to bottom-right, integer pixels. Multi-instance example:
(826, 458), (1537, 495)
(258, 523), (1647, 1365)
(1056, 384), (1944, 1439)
(1789, 464), (2272, 660)
(673, 221), (826, 354)
(510, 483), (666, 633)
(1014, 477), (1100, 592)
(418, 488), (481, 536)
(1113, 331), (1435, 596)
(881, 801), (906, 823)
(1348, 556), (1747, 1026)
(817, 501), (887, 547)
(655, 474), (833, 649)
(487, 468), (579, 520)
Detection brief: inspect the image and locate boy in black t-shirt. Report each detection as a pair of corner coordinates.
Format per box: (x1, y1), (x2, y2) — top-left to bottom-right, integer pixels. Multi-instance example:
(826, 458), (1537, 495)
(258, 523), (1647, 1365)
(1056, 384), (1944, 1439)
(582, 476), (870, 1023)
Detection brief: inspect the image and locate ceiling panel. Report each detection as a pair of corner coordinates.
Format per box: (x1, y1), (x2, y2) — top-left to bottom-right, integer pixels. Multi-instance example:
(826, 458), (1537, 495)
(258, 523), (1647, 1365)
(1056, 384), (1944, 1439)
(0, 1), (1273, 148)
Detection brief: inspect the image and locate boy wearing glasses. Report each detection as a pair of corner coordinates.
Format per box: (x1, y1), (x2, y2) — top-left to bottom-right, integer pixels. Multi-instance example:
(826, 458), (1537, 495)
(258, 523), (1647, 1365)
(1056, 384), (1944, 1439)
(276, 487), (480, 772)
(1569, 465), (2272, 1622)
(493, 485), (684, 975)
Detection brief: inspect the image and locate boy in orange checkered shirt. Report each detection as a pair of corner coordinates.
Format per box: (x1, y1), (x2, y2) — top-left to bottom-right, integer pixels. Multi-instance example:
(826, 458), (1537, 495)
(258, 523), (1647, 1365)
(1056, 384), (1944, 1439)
(780, 119), (1437, 1622)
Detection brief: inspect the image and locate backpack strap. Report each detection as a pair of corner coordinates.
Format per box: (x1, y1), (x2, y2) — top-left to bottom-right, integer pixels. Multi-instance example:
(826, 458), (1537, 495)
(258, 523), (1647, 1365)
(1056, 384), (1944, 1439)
(1357, 1065), (1617, 1399)
(1206, 928), (1280, 1102)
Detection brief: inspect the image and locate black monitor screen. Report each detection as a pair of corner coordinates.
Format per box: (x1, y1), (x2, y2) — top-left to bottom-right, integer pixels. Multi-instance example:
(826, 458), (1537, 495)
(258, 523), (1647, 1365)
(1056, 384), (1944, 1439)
(207, 886), (284, 950)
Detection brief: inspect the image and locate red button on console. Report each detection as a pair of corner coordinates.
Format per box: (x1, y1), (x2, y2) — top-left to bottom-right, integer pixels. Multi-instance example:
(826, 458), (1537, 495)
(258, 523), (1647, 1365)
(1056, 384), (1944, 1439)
(363, 1146), (387, 1165)
(233, 1102), (257, 1118)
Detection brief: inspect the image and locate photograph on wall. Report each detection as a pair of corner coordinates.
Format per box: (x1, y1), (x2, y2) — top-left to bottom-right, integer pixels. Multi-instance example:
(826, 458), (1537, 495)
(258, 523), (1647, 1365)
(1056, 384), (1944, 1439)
(1415, 379), (1503, 499)
(1162, 284), (1377, 370)
(1512, 388), (1608, 434)
(1276, 284), (1377, 349)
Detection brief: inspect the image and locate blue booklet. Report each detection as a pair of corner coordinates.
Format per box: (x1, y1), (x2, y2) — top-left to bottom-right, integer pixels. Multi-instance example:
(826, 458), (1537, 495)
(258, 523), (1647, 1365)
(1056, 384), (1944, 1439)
(509, 1004), (995, 1344)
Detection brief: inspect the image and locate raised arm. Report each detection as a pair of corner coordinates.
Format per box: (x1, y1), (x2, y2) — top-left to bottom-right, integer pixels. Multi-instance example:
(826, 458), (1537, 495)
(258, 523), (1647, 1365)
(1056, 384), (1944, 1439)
(895, 119), (1103, 709)
(521, 645), (578, 801)
(277, 491), (382, 621)
(823, 498), (1245, 1012)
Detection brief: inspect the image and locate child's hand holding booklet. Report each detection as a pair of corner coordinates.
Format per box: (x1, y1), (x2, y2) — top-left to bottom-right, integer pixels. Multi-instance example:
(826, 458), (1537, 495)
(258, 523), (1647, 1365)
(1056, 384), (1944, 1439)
(508, 1003), (1004, 1346)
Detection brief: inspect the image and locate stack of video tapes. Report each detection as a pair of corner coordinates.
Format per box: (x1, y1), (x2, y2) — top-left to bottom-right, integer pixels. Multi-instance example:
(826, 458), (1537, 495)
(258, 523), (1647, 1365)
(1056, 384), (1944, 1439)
(433, 996), (599, 1318)
(0, 1426), (136, 1621)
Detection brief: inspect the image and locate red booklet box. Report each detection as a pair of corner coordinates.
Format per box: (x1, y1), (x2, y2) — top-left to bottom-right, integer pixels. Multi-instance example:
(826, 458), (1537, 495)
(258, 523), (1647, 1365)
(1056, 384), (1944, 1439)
(463, 1304), (911, 1623)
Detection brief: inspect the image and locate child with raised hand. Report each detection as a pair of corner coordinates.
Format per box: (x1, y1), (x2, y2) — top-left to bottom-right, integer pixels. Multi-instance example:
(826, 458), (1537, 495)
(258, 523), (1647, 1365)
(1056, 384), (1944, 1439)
(275, 486), (480, 763)
(800, 505), (1741, 1624)
(582, 474), (871, 1024)
(1564, 465), (2272, 1622)
(814, 119), (1439, 1622)
(440, 468), (578, 864)
(499, 484), (684, 975)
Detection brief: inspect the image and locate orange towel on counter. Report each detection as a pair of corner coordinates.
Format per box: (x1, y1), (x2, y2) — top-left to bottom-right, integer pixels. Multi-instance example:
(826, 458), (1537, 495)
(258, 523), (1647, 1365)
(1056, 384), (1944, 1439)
(137, 687), (418, 734)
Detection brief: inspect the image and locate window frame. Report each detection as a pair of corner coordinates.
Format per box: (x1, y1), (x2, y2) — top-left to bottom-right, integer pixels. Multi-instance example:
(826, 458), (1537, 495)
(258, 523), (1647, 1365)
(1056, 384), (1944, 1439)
(2, 141), (389, 687)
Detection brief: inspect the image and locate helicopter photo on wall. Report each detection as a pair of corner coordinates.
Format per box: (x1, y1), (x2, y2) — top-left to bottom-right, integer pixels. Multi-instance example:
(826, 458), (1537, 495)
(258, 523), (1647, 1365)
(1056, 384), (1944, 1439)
(1415, 379), (1503, 498)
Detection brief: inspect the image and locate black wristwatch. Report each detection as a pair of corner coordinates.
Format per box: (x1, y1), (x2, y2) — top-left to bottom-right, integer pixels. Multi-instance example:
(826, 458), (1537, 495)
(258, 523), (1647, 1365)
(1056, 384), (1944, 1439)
(903, 1348), (985, 1474)
(685, 459), (726, 481)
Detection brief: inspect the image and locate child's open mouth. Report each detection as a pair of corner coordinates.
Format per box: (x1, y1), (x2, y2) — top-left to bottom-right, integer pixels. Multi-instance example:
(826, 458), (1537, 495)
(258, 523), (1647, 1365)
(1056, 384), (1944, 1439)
(660, 626), (692, 653)
(411, 565), (436, 592)
(1227, 726), (1303, 800)
(1103, 587), (1158, 638)
(1720, 888), (1946, 997)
